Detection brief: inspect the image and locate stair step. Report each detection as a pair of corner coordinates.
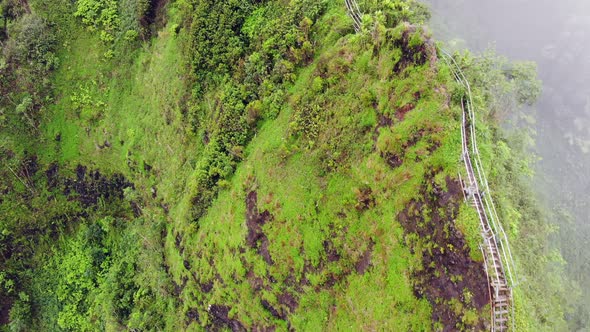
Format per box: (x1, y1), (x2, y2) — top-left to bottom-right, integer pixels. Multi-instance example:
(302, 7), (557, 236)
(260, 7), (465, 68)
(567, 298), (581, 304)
(495, 310), (509, 315)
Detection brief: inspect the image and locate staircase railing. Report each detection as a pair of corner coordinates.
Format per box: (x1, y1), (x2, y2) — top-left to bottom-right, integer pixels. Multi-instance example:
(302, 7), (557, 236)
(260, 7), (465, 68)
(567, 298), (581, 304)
(345, 0), (362, 32)
(442, 49), (517, 331)
(442, 49), (518, 288)
(342, 2), (518, 329)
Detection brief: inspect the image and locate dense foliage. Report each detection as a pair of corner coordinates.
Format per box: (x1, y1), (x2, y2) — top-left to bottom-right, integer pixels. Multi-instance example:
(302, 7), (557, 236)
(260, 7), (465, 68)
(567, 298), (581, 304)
(0, 0), (576, 330)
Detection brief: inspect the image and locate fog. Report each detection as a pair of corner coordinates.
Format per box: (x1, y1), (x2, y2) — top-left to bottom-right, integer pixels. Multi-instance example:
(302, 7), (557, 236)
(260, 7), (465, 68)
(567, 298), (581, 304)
(422, 0), (590, 328)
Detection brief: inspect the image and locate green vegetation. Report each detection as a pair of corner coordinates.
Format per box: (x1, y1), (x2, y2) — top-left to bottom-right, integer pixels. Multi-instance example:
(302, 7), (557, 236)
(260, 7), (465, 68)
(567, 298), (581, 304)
(452, 50), (573, 330)
(0, 0), (573, 330)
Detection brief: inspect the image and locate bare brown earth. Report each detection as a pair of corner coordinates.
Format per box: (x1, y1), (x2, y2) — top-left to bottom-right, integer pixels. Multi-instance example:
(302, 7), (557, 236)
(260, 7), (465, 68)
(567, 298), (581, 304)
(398, 174), (490, 331)
(207, 304), (246, 332)
(0, 296), (12, 325)
(393, 42), (426, 73)
(63, 165), (133, 207)
(392, 25), (436, 74)
(355, 240), (374, 274)
(246, 190), (274, 265)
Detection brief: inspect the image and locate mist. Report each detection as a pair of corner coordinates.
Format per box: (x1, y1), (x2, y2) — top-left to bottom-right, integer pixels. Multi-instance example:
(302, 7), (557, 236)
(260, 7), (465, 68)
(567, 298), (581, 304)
(422, 0), (590, 328)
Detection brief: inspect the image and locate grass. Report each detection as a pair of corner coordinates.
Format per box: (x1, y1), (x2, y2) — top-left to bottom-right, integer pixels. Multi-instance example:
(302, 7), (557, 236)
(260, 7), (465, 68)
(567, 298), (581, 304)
(29, 2), (198, 329)
(154, 10), (477, 329)
(0, 0), (571, 330)
(39, 8), (199, 217)
(23, 0), (510, 330)
(456, 203), (485, 261)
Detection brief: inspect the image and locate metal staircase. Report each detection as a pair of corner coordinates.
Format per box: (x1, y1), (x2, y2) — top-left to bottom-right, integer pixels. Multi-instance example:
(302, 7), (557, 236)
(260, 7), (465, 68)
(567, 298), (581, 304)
(342, 2), (518, 330)
(345, 0), (362, 32)
(444, 50), (517, 332)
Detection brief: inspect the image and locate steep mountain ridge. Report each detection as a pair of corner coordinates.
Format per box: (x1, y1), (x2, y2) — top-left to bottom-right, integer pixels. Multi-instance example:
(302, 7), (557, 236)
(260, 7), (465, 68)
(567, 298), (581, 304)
(0, 0), (570, 330)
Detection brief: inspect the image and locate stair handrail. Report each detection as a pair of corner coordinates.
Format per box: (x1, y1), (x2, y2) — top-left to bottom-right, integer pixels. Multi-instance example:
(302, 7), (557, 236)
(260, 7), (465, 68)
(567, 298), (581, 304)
(341, 2), (519, 328)
(442, 49), (517, 331)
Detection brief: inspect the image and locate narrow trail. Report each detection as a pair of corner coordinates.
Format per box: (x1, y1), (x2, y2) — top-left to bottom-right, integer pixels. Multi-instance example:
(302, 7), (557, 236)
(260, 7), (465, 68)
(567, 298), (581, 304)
(343, 2), (518, 331)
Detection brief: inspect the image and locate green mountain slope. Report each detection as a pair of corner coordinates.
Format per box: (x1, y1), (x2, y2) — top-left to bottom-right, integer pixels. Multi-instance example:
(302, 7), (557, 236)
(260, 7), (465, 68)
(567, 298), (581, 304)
(0, 0), (571, 330)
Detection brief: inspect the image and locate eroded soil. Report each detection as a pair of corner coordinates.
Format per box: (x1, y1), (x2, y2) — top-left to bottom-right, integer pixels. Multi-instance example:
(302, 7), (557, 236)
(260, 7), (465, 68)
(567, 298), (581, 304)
(392, 24), (438, 74)
(207, 304), (246, 332)
(0, 296), (12, 325)
(246, 190), (273, 265)
(63, 165), (133, 207)
(398, 174), (490, 331)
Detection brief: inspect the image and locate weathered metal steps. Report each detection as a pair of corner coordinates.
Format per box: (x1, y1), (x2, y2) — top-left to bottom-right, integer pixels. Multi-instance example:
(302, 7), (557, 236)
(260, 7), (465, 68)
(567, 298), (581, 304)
(343, 2), (518, 330)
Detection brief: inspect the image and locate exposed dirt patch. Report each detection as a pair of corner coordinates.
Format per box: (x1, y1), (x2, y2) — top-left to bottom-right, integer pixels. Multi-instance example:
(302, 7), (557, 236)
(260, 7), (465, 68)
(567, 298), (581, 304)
(0, 295), (13, 325)
(19, 154), (38, 179)
(395, 91), (421, 121)
(323, 240), (340, 262)
(175, 232), (184, 255)
(143, 162), (152, 173)
(97, 139), (111, 149)
(186, 308), (200, 324)
(252, 325), (276, 332)
(378, 114), (393, 128)
(261, 299), (282, 319)
(355, 241), (374, 274)
(277, 291), (298, 314)
(398, 174), (489, 331)
(256, 287), (300, 320)
(63, 165), (133, 207)
(246, 269), (268, 293)
(380, 130), (421, 169)
(200, 279), (214, 293)
(130, 201), (142, 217)
(17, 154), (38, 191)
(207, 304), (246, 332)
(172, 276), (187, 298)
(373, 114), (393, 143)
(392, 24), (437, 74)
(355, 186), (376, 212)
(245, 191), (273, 265)
(395, 103), (416, 121)
(160, 202), (170, 214)
(46, 162), (59, 189)
(385, 153), (403, 168)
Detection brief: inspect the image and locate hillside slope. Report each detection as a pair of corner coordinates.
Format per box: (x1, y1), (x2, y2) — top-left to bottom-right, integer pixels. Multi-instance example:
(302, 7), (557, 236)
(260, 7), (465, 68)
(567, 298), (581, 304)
(0, 0), (570, 330)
